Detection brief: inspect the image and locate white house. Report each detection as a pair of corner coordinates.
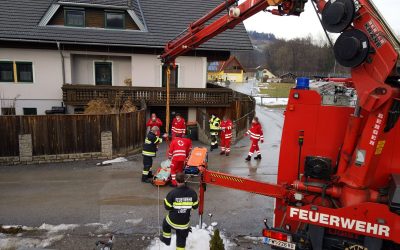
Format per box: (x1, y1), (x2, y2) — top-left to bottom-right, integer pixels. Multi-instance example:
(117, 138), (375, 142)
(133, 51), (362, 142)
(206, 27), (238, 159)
(0, 0), (252, 121)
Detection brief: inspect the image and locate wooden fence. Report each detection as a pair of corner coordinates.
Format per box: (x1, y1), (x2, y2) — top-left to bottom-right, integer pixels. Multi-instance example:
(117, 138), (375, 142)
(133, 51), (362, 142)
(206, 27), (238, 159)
(0, 110), (146, 157)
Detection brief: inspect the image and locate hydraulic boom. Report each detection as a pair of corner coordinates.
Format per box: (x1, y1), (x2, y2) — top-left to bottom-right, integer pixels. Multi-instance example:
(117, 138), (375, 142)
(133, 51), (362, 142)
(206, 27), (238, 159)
(161, 0), (400, 248)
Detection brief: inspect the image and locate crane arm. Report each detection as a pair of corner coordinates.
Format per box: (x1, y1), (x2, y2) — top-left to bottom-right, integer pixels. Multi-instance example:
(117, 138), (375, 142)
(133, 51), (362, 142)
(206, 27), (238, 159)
(160, 0), (308, 64)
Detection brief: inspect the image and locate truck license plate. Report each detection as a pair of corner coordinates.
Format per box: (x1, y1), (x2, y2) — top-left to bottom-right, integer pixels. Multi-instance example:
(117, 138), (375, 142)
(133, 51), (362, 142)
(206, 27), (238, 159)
(264, 237), (296, 250)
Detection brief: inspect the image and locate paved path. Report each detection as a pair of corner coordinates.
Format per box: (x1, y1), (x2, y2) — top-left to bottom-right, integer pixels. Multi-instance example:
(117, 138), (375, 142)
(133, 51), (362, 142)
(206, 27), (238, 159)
(0, 107), (284, 249)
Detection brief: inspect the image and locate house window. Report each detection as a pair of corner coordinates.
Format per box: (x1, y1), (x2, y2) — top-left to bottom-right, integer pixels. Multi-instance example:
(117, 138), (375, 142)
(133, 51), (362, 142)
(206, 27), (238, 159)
(95, 62), (112, 85)
(105, 12), (125, 29)
(23, 108), (37, 115)
(0, 61), (14, 82)
(1, 107), (16, 115)
(162, 65), (179, 88)
(65, 9), (85, 27)
(16, 62), (33, 83)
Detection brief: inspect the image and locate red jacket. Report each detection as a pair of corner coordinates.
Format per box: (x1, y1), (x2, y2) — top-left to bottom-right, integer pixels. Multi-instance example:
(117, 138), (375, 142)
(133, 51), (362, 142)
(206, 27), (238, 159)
(169, 137), (192, 161)
(247, 122), (264, 142)
(146, 118), (163, 129)
(220, 119), (233, 139)
(171, 118), (186, 136)
(147, 118), (163, 136)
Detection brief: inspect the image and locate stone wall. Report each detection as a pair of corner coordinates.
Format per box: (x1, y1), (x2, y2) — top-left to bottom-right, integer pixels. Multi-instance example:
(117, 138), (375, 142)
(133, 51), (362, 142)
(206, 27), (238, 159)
(0, 131), (126, 165)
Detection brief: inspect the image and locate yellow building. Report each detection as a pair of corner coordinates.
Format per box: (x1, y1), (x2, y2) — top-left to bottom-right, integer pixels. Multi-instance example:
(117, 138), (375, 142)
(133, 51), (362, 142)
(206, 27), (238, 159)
(208, 56), (246, 83)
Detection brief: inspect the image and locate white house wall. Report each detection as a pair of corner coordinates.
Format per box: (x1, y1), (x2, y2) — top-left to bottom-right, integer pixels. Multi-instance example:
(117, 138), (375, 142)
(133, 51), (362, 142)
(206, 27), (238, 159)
(71, 54), (132, 86)
(0, 48), (63, 115)
(131, 54), (207, 88)
(0, 48), (207, 115)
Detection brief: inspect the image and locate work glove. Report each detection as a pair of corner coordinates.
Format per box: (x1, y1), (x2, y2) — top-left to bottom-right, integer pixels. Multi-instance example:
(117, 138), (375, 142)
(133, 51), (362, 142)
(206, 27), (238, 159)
(261, 140), (264, 143)
(162, 133), (169, 138)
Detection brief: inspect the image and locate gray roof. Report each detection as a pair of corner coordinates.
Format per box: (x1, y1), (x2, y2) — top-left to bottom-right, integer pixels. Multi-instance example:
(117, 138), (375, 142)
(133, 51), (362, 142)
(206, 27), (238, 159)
(0, 0), (253, 51)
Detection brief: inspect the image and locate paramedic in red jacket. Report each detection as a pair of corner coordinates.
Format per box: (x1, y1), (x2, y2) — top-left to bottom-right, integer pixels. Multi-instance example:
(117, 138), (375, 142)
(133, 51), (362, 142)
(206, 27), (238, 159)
(245, 116), (264, 161)
(171, 113), (186, 138)
(146, 113), (163, 136)
(220, 115), (233, 156)
(168, 134), (192, 186)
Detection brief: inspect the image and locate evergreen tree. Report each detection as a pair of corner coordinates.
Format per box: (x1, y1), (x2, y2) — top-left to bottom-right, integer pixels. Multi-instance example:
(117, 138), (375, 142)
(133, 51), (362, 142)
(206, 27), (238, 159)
(210, 228), (225, 250)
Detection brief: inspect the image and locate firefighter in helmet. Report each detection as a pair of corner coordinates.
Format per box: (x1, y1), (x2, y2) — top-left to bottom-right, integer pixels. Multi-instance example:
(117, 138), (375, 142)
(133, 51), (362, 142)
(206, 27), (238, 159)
(209, 114), (221, 151)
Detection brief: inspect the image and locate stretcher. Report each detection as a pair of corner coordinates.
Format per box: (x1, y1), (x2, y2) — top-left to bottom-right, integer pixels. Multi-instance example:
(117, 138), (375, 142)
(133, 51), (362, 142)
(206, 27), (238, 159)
(152, 159), (171, 186)
(184, 147), (208, 175)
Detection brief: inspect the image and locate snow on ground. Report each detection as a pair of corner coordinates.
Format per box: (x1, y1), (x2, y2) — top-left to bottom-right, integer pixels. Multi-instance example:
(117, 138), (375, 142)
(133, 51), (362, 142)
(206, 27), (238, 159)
(97, 157), (128, 165)
(147, 224), (235, 250)
(254, 97), (288, 106)
(125, 218), (143, 225)
(0, 223), (79, 249)
(38, 223), (79, 234)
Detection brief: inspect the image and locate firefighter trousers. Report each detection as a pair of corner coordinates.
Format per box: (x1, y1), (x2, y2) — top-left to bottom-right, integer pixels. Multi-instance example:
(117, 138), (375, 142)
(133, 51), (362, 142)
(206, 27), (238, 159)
(220, 137), (231, 153)
(142, 155), (153, 176)
(248, 141), (261, 156)
(170, 160), (185, 185)
(161, 218), (189, 249)
(210, 132), (219, 149)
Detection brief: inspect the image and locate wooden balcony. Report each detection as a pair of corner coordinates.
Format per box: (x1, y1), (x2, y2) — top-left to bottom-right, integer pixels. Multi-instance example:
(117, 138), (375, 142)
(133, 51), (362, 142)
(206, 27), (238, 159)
(62, 84), (235, 107)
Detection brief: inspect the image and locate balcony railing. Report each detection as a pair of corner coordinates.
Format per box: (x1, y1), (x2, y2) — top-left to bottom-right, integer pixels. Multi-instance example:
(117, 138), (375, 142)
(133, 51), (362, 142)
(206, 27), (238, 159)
(62, 84), (235, 107)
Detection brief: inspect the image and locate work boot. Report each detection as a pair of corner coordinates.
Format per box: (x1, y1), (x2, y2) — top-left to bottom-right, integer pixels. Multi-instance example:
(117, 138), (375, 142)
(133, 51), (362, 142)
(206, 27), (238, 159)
(219, 151), (225, 155)
(210, 146), (214, 152)
(147, 171), (154, 179)
(169, 181), (177, 187)
(254, 155), (262, 160)
(141, 175), (151, 183)
(160, 236), (171, 246)
(225, 152), (230, 156)
(245, 156), (251, 161)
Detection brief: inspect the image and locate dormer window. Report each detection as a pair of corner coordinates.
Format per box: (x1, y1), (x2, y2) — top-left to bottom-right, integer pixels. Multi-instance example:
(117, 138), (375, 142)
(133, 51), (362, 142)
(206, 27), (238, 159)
(105, 11), (125, 29)
(65, 8), (85, 27)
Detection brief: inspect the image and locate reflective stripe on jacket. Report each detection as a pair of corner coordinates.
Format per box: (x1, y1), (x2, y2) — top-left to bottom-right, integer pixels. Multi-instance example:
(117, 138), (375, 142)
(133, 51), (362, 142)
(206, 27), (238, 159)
(247, 122), (264, 141)
(164, 185), (198, 229)
(220, 119), (233, 139)
(142, 131), (162, 157)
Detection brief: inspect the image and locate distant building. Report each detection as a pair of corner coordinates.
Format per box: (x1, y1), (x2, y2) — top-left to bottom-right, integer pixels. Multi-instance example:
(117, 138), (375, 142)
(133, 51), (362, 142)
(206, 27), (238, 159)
(280, 72), (298, 83)
(208, 56), (246, 83)
(256, 66), (276, 81)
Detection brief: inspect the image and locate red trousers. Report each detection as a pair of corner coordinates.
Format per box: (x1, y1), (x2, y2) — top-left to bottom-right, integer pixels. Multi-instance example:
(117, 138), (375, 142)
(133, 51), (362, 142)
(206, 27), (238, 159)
(220, 137), (231, 152)
(170, 160), (185, 185)
(248, 140), (260, 156)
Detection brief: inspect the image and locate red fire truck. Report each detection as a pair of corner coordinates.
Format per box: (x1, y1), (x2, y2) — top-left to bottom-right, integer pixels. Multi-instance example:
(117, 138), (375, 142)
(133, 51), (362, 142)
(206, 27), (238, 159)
(160, 0), (400, 249)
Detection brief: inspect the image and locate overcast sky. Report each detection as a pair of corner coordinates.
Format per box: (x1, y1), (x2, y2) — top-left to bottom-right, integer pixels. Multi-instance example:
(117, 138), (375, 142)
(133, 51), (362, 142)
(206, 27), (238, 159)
(242, 0), (400, 39)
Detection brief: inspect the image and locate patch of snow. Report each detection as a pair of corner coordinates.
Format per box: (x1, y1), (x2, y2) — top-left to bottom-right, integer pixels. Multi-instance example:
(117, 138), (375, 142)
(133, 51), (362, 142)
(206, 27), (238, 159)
(0, 237), (42, 249)
(97, 157), (128, 165)
(85, 222), (103, 227)
(125, 218), (143, 225)
(254, 97), (288, 106)
(39, 223), (79, 234)
(85, 221), (112, 230)
(147, 224), (235, 250)
(0, 223), (80, 249)
(40, 235), (64, 247)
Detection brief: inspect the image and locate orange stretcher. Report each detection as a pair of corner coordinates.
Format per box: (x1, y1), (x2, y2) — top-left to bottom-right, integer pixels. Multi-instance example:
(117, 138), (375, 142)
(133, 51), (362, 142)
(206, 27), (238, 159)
(185, 147), (208, 175)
